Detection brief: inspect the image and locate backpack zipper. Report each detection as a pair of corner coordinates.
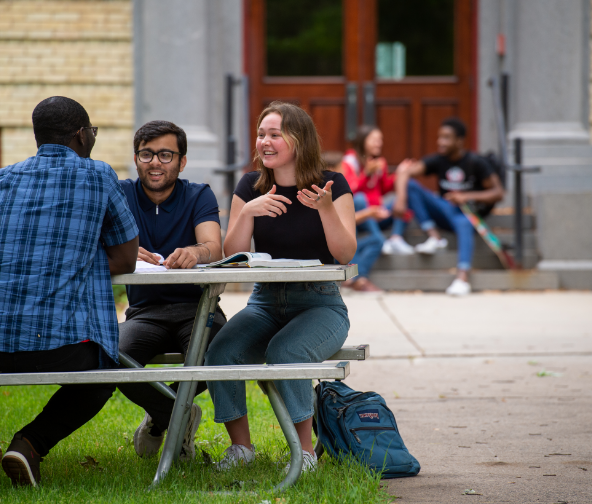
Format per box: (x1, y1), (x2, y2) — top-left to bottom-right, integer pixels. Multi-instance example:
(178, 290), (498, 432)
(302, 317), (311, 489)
(350, 426), (397, 444)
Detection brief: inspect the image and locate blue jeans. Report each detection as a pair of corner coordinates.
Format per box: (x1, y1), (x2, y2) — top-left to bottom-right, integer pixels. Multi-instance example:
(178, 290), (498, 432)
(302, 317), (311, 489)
(353, 193), (406, 278)
(205, 282), (349, 424)
(406, 179), (474, 270)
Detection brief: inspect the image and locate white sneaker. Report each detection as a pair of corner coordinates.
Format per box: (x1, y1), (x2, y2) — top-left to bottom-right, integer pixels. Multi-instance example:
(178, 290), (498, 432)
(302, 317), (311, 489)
(382, 236), (415, 255)
(179, 404), (202, 461)
(216, 444), (256, 471)
(446, 278), (471, 296)
(284, 450), (318, 474)
(415, 236), (448, 254)
(134, 412), (164, 458)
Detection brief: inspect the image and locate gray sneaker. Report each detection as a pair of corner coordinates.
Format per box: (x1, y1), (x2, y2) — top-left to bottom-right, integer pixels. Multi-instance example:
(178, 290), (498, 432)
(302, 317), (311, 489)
(179, 404), (202, 461)
(134, 412), (164, 458)
(284, 450), (318, 474)
(216, 444), (256, 470)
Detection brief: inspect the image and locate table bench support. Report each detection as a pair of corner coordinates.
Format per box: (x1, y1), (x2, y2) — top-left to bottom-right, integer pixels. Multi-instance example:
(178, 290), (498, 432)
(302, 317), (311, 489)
(258, 380), (304, 491)
(151, 286), (219, 488)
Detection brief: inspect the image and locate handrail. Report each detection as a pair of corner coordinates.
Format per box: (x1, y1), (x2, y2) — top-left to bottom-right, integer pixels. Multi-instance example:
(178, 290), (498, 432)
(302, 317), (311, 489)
(488, 75), (540, 269)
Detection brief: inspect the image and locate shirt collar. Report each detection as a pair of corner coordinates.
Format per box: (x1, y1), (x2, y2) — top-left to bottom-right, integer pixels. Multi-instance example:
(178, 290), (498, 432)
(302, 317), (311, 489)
(135, 178), (181, 213)
(36, 144), (79, 158)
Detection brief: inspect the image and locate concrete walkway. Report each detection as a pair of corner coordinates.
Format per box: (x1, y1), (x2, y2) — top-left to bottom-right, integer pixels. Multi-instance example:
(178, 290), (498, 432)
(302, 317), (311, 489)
(219, 290), (592, 503)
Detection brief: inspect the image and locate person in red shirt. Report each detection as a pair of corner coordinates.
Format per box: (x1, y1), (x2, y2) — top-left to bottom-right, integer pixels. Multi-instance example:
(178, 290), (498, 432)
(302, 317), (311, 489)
(341, 125), (414, 256)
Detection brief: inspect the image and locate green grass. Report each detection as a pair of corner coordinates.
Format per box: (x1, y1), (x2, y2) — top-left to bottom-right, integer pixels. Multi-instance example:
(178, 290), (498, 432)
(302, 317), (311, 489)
(0, 382), (391, 503)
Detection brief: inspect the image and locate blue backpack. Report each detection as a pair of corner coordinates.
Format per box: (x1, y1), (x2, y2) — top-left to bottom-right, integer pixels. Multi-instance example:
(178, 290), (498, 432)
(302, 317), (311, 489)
(315, 380), (420, 479)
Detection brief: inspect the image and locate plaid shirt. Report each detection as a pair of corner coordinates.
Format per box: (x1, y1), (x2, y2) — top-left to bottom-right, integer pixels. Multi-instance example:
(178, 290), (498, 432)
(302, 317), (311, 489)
(0, 144), (138, 367)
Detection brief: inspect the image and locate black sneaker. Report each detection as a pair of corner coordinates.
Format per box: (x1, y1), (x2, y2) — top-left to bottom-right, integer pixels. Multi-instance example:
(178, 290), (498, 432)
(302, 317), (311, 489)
(2, 434), (42, 487)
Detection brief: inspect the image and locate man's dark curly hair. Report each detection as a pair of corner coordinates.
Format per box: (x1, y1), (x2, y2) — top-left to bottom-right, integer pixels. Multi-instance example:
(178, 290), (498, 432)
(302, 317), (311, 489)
(441, 117), (467, 139)
(133, 120), (187, 157)
(32, 96), (90, 147)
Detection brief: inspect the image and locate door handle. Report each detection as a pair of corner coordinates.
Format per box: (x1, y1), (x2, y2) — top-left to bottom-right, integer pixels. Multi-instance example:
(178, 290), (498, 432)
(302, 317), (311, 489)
(363, 82), (376, 126)
(345, 82), (357, 141)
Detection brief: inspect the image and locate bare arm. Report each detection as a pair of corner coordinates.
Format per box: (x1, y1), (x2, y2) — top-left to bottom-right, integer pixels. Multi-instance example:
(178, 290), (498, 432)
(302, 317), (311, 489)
(106, 236), (139, 275)
(444, 173), (505, 206)
(163, 220), (223, 269)
(298, 181), (357, 264)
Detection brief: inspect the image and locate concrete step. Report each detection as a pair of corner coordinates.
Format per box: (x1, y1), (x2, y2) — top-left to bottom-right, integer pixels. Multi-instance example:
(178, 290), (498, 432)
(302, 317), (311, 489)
(402, 229), (537, 251)
(368, 269), (559, 292)
(374, 249), (538, 270)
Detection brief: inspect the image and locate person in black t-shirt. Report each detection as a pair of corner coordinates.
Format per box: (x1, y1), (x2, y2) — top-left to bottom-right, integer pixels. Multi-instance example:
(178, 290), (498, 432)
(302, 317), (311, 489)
(394, 117), (504, 295)
(204, 102), (356, 473)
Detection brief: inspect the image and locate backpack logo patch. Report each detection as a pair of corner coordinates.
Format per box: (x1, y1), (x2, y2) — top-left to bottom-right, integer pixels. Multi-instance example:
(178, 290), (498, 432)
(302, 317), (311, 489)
(357, 409), (380, 423)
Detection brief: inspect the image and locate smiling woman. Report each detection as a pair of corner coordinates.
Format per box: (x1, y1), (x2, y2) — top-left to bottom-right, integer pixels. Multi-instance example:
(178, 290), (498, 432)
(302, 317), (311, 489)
(204, 101), (356, 474)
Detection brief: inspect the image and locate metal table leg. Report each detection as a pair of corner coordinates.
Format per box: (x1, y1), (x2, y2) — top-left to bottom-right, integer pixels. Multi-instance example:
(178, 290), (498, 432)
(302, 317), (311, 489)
(258, 380), (303, 491)
(151, 284), (224, 489)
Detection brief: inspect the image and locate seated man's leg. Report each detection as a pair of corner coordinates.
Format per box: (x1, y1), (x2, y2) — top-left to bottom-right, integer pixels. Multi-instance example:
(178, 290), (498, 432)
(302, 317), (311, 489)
(1, 342), (114, 486)
(406, 180), (452, 253)
(117, 305), (178, 433)
(449, 207), (475, 273)
(117, 303), (226, 458)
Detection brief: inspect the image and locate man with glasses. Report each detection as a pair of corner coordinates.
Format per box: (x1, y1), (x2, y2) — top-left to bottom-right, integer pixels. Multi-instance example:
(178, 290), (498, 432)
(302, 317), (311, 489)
(117, 120), (226, 460)
(0, 96), (139, 486)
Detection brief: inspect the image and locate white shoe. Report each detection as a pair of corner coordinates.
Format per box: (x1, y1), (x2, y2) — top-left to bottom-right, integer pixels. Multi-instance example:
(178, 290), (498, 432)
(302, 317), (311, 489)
(415, 236), (448, 254)
(216, 444), (256, 470)
(179, 404), (202, 461)
(134, 412), (164, 458)
(382, 236), (415, 255)
(446, 278), (471, 296)
(284, 450), (318, 474)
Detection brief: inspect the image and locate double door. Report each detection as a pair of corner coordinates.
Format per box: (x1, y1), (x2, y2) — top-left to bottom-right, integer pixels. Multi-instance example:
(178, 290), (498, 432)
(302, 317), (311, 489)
(246, 0), (476, 168)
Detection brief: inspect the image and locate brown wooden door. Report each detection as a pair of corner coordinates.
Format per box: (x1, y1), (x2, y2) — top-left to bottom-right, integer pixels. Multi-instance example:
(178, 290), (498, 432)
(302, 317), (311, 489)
(245, 0), (476, 164)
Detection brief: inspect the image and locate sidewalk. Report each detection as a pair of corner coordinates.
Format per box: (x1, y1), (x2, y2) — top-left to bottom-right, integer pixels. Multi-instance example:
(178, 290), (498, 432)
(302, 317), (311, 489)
(219, 290), (592, 503)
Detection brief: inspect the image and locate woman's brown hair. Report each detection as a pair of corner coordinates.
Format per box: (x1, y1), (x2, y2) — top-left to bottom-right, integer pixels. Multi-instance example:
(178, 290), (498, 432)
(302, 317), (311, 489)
(253, 101), (325, 194)
(352, 124), (380, 158)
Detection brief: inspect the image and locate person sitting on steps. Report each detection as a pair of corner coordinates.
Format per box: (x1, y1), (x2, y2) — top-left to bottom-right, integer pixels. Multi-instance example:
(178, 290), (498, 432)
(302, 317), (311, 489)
(394, 117), (504, 296)
(341, 125), (415, 257)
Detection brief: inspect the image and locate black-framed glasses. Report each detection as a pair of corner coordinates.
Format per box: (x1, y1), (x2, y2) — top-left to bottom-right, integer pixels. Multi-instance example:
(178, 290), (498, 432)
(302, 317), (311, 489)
(81, 126), (98, 137)
(135, 149), (181, 164)
(72, 126), (98, 139)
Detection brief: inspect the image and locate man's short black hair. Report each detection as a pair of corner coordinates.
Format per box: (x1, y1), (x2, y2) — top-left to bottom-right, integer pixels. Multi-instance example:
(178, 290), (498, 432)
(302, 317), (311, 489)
(32, 96), (90, 147)
(441, 117), (467, 139)
(134, 121), (187, 157)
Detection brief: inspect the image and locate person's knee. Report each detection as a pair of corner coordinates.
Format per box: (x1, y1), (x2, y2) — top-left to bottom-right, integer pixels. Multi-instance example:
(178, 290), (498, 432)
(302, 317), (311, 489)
(353, 192), (369, 212)
(266, 340), (308, 365)
(204, 333), (236, 367)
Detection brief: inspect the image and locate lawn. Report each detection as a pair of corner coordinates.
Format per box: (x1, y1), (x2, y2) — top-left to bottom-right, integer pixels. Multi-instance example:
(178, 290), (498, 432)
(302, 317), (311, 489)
(0, 380), (392, 503)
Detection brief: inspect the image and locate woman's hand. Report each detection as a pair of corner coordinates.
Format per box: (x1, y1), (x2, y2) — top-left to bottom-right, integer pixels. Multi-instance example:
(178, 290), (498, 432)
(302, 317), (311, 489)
(297, 181), (334, 211)
(242, 184), (292, 218)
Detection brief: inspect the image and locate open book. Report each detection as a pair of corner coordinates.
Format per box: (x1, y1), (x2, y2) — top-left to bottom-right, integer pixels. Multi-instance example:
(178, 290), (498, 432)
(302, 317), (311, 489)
(203, 252), (322, 268)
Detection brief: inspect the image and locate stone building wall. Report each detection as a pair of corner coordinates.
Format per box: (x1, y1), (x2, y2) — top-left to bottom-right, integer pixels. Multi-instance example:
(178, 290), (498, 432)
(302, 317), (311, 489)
(0, 0), (133, 177)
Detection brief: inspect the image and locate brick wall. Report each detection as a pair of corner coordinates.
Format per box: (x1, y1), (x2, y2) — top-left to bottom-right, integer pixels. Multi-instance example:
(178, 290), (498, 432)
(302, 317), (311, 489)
(0, 0), (133, 177)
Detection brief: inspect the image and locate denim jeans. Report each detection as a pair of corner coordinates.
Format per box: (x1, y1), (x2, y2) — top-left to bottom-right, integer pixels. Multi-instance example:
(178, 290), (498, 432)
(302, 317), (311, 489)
(204, 282), (349, 424)
(406, 179), (474, 270)
(352, 193), (406, 278)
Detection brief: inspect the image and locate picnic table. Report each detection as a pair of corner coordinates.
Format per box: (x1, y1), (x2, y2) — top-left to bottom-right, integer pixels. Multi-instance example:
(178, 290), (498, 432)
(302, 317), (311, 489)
(112, 264), (358, 490)
(0, 265), (359, 490)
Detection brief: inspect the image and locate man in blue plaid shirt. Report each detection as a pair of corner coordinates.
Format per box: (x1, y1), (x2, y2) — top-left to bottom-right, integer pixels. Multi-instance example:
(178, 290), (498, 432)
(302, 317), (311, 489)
(0, 97), (139, 487)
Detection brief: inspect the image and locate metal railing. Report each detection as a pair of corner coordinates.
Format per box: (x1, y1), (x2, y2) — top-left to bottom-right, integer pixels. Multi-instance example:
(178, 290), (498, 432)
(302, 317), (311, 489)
(488, 75), (540, 268)
(214, 74), (252, 224)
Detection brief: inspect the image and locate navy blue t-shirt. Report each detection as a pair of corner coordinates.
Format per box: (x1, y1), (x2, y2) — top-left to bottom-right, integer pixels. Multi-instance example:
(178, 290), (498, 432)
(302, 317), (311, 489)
(119, 178), (220, 307)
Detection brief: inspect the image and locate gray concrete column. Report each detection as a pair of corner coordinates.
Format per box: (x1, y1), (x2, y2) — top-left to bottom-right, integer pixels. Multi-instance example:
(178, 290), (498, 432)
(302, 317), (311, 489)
(509, 0), (590, 146)
(132, 0), (243, 201)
